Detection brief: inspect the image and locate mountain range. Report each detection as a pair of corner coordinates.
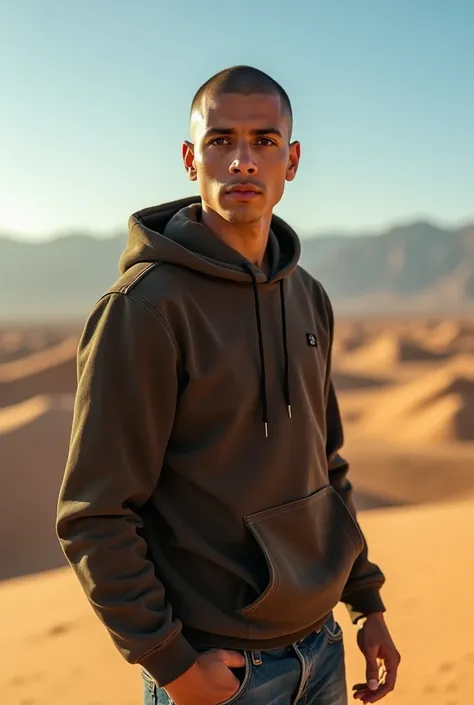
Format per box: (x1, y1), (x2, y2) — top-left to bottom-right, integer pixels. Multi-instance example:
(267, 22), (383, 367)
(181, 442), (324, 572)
(1, 220), (473, 321)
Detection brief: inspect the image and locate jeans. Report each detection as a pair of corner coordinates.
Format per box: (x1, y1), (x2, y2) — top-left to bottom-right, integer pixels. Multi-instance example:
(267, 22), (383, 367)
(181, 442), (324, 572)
(142, 613), (347, 705)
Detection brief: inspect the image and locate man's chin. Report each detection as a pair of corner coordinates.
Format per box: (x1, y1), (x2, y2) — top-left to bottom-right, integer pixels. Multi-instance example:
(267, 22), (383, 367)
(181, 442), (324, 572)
(221, 205), (263, 225)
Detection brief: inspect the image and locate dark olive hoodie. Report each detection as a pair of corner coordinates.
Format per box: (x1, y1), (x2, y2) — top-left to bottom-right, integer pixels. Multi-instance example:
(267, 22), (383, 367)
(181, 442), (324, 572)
(56, 196), (385, 687)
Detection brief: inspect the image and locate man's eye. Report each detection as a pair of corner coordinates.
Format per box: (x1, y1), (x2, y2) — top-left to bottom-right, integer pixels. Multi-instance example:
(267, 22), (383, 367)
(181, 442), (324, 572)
(256, 138), (275, 146)
(209, 137), (230, 146)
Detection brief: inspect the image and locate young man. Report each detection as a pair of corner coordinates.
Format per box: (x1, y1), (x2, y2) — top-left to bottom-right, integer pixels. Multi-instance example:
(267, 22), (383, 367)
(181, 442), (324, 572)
(56, 66), (400, 705)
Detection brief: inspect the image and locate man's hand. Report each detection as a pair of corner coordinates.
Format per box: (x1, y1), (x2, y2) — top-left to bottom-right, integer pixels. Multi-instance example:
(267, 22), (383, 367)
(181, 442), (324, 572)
(165, 649), (246, 705)
(352, 613), (401, 703)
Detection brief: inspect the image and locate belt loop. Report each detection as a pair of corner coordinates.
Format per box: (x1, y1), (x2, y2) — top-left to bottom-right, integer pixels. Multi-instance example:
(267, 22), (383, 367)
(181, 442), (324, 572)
(251, 651), (263, 666)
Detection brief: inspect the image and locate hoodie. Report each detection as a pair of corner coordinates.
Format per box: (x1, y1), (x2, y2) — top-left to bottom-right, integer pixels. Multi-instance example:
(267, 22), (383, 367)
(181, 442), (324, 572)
(56, 196), (385, 687)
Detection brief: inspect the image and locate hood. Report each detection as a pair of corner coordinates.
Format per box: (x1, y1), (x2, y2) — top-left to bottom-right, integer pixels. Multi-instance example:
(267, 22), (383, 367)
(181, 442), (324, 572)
(120, 196), (301, 284)
(120, 196), (302, 438)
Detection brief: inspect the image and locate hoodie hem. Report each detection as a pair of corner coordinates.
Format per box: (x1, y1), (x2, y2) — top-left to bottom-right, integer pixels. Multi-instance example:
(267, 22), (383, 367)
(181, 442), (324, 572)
(182, 612), (332, 651)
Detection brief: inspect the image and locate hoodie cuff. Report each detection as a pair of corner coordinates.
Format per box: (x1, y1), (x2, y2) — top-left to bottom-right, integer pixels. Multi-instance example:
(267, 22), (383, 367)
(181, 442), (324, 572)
(344, 587), (386, 624)
(138, 632), (199, 688)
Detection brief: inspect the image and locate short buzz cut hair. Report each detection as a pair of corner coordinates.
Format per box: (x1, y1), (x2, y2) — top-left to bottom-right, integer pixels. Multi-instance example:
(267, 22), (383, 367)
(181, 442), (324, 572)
(190, 65), (293, 137)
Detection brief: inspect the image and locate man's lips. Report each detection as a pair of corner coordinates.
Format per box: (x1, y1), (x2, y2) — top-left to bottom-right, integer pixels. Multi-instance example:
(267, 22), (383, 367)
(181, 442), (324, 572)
(226, 190), (261, 201)
(227, 184), (261, 193)
(225, 184), (263, 200)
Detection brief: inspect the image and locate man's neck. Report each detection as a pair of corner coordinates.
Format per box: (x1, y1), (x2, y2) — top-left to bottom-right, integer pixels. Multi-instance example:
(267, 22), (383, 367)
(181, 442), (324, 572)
(201, 204), (271, 270)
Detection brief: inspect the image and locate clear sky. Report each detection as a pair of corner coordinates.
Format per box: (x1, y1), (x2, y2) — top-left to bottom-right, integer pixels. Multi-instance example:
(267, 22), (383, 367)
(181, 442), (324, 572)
(1, 0), (472, 240)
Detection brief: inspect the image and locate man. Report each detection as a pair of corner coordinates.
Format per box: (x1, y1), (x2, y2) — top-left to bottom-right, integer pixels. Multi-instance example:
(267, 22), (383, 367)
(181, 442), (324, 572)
(56, 65), (400, 705)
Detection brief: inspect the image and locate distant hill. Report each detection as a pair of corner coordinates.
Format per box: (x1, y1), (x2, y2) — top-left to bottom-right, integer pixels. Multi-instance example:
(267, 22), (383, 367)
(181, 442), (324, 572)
(1, 220), (473, 321)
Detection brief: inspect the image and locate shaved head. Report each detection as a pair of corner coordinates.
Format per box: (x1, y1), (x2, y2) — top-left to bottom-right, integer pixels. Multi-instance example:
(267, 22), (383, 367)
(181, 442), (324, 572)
(190, 65), (293, 139)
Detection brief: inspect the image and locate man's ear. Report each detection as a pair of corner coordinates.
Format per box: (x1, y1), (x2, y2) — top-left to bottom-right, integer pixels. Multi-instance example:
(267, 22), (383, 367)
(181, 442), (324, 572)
(182, 141), (197, 181)
(286, 140), (301, 182)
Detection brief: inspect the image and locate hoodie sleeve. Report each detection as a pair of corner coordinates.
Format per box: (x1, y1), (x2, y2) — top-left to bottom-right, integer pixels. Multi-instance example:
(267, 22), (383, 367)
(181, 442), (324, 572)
(322, 290), (387, 622)
(56, 291), (198, 687)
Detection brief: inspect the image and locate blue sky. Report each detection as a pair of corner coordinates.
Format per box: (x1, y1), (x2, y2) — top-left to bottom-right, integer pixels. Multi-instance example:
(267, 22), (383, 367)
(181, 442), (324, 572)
(1, 0), (472, 240)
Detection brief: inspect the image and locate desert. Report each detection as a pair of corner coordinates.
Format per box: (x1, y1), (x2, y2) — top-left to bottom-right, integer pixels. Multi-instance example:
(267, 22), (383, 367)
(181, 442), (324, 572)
(1, 315), (474, 704)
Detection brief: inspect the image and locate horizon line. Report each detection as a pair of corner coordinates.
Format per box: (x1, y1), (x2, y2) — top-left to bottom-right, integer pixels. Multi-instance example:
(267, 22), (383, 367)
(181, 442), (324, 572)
(1, 213), (473, 245)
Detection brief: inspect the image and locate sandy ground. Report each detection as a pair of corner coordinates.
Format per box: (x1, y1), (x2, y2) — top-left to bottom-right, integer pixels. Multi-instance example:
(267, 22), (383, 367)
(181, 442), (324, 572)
(2, 499), (473, 705)
(1, 316), (474, 704)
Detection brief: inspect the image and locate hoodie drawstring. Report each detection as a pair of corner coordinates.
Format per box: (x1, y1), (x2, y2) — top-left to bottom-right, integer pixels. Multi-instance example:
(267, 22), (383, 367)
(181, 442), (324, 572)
(244, 265), (292, 437)
(279, 280), (292, 421)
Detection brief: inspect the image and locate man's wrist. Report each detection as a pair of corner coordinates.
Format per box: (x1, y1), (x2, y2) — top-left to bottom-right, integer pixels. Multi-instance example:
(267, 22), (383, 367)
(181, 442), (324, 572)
(356, 611), (385, 627)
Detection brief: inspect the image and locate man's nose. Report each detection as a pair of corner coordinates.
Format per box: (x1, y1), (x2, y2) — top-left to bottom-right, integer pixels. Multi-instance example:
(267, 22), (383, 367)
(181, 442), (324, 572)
(229, 145), (258, 175)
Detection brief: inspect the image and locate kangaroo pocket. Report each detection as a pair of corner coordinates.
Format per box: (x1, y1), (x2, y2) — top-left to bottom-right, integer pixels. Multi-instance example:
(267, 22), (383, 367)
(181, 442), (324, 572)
(236, 485), (364, 634)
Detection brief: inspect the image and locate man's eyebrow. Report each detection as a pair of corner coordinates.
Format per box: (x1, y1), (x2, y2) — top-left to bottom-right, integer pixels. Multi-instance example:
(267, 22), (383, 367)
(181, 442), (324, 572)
(203, 127), (283, 138)
(251, 127), (283, 138)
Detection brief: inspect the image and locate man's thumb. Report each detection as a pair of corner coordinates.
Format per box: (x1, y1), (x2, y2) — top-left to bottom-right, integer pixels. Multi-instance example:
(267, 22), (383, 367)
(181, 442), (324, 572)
(217, 650), (246, 669)
(365, 648), (379, 691)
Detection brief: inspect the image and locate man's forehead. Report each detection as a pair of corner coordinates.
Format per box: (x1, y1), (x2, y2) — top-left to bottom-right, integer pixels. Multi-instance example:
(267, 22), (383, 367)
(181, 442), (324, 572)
(191, 92), (290, 138)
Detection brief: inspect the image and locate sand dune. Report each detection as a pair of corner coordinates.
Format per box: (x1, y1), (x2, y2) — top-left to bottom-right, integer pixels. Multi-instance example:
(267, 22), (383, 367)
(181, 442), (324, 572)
(332, 370), (391, 391)
(424, 319), (467, 348)
(342, 331), (451, 371)
(334, 317), (474, 359)
(410, 319), (474, 356)
(0, 394), (74, 579)
(333, 324), (374, 354)
(356, 357), (474, 443)
(0, 325), (78, 362)
(0, 336), (78, 407)
(2, 497), (473, 705)
(342, 436), (474, 505)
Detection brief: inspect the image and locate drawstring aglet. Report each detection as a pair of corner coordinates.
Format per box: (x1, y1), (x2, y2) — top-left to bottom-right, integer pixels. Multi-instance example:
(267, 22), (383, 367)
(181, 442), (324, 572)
(287, 405), (292, 419)
(264, 422), (269, 438)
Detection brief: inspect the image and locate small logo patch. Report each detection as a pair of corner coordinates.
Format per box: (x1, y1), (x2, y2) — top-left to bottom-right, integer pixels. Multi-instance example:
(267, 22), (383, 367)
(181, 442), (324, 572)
(307, 333), (318, 347)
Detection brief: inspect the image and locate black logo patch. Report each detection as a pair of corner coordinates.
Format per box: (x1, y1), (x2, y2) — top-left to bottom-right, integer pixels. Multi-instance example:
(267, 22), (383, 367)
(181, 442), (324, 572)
(307, 333), (318, 347)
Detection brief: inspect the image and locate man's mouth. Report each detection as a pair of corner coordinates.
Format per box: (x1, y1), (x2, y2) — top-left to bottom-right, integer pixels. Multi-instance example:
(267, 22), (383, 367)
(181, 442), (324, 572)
(227, 190), (261, 201)
(225, 184), (263, 201)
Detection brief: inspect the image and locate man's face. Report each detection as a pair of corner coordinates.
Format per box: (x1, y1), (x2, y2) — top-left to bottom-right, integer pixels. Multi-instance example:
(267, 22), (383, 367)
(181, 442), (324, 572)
(183, 92), (300, 224)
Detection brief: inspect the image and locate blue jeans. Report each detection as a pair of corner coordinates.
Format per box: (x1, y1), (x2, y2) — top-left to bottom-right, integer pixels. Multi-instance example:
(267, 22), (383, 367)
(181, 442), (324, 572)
(142, 613), (347, 705)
